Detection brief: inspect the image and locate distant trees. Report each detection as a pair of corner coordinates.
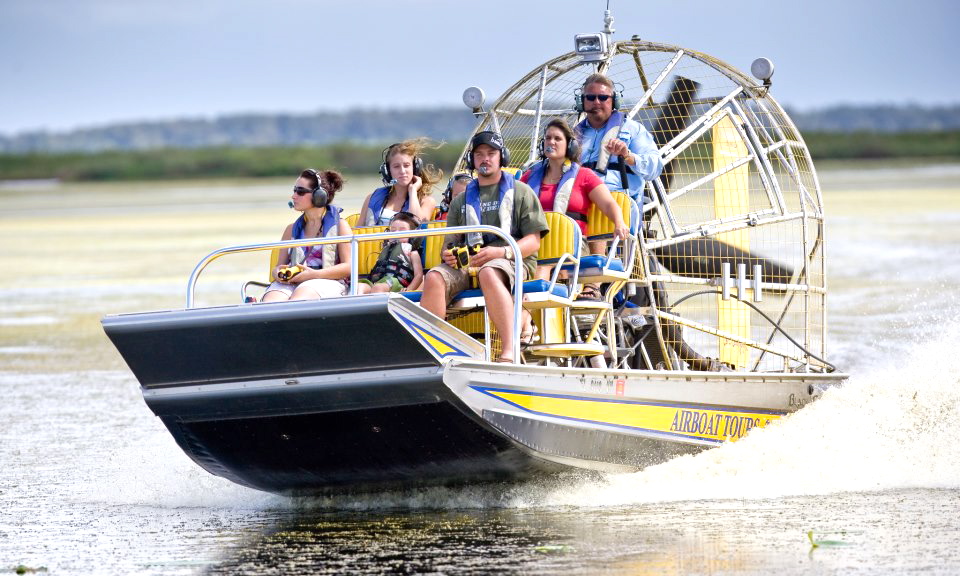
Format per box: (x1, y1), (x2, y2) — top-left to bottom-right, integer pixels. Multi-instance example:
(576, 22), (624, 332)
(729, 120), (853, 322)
(1, 105), (959, 181)
(2, 104), (959, 155)
(0, 108), (479, 154)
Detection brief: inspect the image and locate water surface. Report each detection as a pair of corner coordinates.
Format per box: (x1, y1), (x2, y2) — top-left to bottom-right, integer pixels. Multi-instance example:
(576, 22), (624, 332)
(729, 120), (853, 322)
(2, 164), (959, 574)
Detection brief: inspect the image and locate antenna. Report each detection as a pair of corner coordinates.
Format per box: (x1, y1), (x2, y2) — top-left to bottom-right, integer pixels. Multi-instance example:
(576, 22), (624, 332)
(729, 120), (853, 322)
(603, 0), (615, 37)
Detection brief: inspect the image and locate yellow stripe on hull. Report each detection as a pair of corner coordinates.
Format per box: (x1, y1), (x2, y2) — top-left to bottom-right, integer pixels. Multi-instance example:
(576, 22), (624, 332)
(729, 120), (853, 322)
(395, 313), (472, 359)
(477, 387), (782, 443)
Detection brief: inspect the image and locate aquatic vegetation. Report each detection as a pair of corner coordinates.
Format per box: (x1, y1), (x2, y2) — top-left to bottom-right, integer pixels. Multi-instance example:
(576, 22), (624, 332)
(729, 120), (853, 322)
(807, 530), (852, 549)
(13, 566), (48, 575)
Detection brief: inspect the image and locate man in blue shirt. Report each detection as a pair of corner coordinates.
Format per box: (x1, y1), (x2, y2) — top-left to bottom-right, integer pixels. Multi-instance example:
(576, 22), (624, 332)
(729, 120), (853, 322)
(574, 73), (663, 208)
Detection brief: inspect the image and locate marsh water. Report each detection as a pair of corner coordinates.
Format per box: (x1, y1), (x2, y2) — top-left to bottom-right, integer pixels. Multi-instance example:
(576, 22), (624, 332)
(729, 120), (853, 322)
(2, 163), (960, 574)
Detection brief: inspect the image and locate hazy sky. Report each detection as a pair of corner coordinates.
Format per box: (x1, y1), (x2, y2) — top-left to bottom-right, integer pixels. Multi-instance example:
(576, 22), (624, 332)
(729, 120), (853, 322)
(1, 0), (957, 136)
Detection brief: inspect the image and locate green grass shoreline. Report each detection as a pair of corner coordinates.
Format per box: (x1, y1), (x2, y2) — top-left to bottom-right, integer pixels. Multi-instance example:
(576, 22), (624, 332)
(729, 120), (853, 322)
(1, 132), (958, 182)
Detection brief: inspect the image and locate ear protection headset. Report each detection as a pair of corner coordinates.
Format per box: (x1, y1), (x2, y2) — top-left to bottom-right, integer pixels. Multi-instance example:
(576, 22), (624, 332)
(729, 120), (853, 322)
(443, 173), (472, 203)
(303, 168), (329, 208)
(537, 130), (581, 160)
(573, 84), (623, 113)
(379, 144), (423, 185)
(465, 131), (511, 170)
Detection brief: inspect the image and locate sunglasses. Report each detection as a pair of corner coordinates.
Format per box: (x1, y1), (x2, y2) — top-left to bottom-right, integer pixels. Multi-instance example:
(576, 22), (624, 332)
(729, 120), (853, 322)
(293, 186), (313, 196)
(583, 94), (611, 102)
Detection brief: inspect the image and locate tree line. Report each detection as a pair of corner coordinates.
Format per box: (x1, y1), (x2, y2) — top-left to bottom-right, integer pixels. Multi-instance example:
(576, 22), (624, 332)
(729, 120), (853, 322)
(2, 104), (959, 155)
(1, 132), (957, 182)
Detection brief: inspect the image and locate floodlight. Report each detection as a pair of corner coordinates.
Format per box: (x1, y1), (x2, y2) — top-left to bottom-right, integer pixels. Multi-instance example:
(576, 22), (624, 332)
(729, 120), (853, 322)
(574, 33), (607, 62)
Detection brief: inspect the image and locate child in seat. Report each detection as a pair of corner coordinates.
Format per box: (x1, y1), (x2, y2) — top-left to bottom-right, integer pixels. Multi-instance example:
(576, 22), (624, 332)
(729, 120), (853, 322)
(358, 211), (424, 294)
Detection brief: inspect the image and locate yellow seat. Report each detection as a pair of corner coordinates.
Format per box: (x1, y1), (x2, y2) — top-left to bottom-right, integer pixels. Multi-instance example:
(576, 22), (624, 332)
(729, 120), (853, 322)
(422, 221), (447, 270)
(578, 191), (638, 285)
(522, 211), (581, 310)
(351, 225), (389, 278)
(344, 213), (360, 228)
(530, 202), (640, 365)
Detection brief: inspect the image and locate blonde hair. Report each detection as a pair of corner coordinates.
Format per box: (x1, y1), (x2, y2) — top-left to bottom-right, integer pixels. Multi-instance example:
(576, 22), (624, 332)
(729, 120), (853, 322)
(385, 138), (443, 200)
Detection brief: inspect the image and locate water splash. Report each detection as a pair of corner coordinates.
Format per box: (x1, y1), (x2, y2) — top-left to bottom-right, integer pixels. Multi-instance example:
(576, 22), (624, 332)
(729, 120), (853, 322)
(533, 318), (960, 507)
(290, 318), (960, 511)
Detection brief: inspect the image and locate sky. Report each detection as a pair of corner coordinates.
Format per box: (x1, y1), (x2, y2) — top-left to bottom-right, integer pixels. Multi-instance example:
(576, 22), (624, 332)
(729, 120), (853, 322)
(1, 0), (958, 136)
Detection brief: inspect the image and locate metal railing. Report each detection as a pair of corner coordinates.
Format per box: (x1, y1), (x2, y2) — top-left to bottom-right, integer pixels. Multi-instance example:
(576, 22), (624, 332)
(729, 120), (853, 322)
(185, 225), (524, 364)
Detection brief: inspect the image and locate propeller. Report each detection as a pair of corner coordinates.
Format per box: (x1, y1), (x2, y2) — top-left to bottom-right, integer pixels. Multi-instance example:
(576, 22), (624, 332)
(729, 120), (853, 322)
(650, 75), (700, 192)
(647, 76), (793, 285)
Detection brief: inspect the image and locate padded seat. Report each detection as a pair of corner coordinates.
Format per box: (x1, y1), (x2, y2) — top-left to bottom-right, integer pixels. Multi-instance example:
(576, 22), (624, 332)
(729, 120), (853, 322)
(451, 279), (569, 302)
(399, 291), (423, 302)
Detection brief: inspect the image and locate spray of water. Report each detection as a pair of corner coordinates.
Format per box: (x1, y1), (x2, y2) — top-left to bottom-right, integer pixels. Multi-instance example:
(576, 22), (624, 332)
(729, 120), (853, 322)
(530, 317), (960, 507)
(295, 317), (960, 511)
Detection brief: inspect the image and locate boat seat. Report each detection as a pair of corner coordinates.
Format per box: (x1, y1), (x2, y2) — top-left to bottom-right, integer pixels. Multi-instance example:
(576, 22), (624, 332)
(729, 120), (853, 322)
(351, 225), (390, 283)
(447, 212), (581, 311)
(528, 195), (641, 365)
(448, 279), (571, 310)
(560, 191), (638, 285)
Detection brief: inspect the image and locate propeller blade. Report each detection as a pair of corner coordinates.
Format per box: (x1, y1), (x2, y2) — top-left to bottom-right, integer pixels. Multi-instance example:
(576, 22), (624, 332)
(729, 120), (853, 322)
(652, 237), (794, 287)
(648, 77), (795, 285)
(650, 76), (700, 191)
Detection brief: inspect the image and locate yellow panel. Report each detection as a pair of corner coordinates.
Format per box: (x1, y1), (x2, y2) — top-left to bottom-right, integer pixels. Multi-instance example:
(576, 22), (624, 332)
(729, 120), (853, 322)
(585, 191), (631, 238)
(449, 310), (485, 338)
(484, 389), (782, 443)
(713, 115), (751, 369)
(422, 221), (447, 269)
(267, 249), (281, 281)
(541, 212), (576, 262)
(344, 213), (360, 228)
(353, 225), (388, 275)
(538, 308), (565, 344)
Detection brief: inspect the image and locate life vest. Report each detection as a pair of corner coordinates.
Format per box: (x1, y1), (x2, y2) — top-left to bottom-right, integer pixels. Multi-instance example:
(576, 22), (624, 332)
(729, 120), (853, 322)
(290, 205), (341, 271)
(576, 110), (630, 177)
(463, 172), (515, 246)
(363, 186), (408, 226)
(524, 160), (586, 223)
(370, 241), (416, 287)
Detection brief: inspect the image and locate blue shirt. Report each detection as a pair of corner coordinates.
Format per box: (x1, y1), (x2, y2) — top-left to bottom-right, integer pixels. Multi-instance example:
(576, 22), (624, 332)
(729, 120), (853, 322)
(578, 116), (663, 204)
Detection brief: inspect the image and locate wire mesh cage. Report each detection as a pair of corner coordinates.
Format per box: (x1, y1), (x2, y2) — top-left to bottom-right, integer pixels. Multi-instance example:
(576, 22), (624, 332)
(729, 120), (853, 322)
(457, 39), (829, 373)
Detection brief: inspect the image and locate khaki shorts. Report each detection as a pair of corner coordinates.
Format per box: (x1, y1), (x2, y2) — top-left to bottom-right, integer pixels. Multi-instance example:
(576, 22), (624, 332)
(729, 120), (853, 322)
(429, 257), (520, 303)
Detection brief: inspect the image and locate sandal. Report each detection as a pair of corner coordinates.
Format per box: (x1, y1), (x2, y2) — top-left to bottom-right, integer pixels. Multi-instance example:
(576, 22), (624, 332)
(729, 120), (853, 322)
(576, 284), (602, 301)
(520, 324), (540, 345)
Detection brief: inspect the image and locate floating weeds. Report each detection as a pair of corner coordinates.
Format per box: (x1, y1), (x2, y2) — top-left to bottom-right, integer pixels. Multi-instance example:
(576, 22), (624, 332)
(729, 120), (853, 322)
(13, 566), (48, 575)
(807, 530), (852, 549)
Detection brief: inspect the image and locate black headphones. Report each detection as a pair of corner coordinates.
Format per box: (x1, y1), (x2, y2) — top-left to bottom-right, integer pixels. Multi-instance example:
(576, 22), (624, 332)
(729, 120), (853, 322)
(303, 168), (329, 208)
(379, 144), (423, 185)
(537, 131), (581, 160)
(443, 173), (472, 203)
(573, 85), (622, 113)
(465, 131), (511, 170)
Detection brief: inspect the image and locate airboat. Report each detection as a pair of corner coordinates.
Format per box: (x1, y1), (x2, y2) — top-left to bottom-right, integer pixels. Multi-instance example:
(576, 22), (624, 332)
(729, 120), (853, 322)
(102, 8), (846, 495)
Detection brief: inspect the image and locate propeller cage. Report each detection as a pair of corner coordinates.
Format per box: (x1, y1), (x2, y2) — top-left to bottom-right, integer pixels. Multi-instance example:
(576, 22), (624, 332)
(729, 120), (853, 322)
(457, 40), (829, 373)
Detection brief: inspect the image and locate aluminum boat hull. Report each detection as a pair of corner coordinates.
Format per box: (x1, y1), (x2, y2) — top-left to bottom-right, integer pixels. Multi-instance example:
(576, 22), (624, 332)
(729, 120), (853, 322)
(102, 294), (842, 495)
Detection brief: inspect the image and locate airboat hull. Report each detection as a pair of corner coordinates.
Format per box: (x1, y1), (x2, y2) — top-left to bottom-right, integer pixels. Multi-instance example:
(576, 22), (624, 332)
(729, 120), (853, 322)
(103, 295), (839, 495)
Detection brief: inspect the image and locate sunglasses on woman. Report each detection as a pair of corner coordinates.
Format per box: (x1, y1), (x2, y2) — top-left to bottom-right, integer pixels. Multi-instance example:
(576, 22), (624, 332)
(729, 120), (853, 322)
(293, 186), (313, 196)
